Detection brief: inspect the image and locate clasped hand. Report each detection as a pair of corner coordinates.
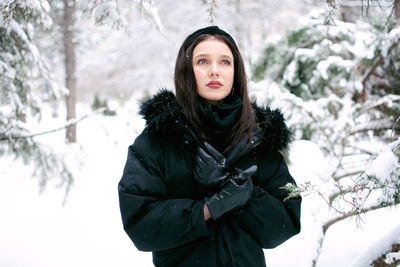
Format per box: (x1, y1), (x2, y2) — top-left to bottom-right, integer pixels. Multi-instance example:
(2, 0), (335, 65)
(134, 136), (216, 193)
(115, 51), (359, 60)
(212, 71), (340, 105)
(193, 142), (257, 220)
(193, 142), (231, 188)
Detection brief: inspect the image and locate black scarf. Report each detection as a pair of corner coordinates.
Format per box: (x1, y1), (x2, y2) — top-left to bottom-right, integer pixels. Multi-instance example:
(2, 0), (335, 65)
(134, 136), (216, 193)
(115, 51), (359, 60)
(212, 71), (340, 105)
(198, 94), (242, 152)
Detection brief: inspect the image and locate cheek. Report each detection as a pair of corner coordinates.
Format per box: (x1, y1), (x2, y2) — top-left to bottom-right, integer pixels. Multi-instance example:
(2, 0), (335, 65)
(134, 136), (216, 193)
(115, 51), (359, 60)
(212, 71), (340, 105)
(226, 69), (234, 84)
(194, 68), (206, 83)
(192, 68), (199, 83)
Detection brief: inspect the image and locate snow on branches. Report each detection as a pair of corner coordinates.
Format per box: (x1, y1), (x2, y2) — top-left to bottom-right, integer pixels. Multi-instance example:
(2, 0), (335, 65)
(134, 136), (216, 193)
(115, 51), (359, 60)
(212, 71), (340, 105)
(251, 9), (400, 267)
(1, 0), (71, 195)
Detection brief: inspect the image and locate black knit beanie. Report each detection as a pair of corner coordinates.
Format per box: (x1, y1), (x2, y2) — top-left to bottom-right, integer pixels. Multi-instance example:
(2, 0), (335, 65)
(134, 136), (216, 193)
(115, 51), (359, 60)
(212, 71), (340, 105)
(183, 26), (237, 50)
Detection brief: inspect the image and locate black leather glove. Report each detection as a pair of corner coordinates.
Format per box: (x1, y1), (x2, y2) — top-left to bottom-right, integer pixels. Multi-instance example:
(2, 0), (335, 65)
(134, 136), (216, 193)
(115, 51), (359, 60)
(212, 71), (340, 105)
(205, 165), (257, 220)
(193, 142), (230, 187)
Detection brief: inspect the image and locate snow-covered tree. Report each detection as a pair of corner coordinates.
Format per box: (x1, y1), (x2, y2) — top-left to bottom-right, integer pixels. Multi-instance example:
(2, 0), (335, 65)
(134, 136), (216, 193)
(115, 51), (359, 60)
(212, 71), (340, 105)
(45, 0), (127, 142)
(0, 0), (154, 194)
(251, 9), (400, 267)
(75, 0), (298, 103)
(0, 0), (74, 194)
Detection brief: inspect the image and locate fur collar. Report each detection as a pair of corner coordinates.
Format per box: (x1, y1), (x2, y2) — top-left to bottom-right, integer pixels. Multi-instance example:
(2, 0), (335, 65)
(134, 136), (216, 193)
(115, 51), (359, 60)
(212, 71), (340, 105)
(139, 89), (291, 153)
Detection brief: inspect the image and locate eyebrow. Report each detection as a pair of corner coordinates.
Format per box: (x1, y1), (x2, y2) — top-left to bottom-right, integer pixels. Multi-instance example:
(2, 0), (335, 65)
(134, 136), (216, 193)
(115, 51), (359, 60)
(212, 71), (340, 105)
(193, 53), (233, 60)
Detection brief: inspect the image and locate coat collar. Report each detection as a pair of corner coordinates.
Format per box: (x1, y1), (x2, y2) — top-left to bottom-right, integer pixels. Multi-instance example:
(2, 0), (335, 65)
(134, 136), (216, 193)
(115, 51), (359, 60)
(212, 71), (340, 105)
(139, 89), (291, 153)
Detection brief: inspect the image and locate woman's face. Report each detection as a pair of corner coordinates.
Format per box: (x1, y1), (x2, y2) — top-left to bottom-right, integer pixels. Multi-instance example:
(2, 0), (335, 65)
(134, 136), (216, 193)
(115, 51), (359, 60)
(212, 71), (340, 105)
(192, 38), (234, 105)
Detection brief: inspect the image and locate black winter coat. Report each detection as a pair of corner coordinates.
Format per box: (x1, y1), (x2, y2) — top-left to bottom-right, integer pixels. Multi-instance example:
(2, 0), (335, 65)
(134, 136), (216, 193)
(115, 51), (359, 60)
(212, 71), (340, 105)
(118, 90), (301, 267)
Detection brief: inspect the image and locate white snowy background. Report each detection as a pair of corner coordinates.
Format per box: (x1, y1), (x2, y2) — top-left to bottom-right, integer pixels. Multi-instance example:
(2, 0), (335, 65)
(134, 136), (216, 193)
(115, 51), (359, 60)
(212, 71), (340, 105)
(1, 102), (399, 267)
(1, 0), (400, 266)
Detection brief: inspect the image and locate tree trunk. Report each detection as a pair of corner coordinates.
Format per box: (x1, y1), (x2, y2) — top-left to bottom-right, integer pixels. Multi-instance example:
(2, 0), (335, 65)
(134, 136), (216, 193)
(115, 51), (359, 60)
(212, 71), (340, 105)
(340, 5), (355, 22)
(396, 0), (400, 19)
(63, 0), (76, 143)
(233, 0), (251, 70)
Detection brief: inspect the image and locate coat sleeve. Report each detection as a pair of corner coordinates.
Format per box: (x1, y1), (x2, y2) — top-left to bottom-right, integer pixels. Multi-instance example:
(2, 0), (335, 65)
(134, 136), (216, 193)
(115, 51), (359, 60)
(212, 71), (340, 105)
(232, 151), (301, 249)
(118, 132), (211, 252)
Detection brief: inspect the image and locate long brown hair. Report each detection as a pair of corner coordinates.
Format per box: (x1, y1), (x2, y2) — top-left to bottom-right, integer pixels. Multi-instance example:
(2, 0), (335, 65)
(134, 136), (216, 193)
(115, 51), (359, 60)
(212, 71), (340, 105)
(174, 30), (256, 154)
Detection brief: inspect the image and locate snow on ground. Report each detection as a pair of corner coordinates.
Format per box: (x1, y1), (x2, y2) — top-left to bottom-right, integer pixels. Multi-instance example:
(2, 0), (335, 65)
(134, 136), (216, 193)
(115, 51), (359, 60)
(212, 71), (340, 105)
(1, 103), (399, 267)
(266, 141), (400, 267)
(351, 223), (400, 267)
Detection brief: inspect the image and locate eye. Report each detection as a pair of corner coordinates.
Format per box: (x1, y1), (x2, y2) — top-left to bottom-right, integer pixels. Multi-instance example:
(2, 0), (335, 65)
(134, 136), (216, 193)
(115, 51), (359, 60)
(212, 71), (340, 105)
(221, 60), (231, 65)
(197, 59), (207, 64)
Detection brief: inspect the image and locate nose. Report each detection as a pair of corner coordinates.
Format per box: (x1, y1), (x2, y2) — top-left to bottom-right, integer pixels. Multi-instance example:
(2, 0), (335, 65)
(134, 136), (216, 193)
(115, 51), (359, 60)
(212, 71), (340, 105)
(209, 62), (219, 77)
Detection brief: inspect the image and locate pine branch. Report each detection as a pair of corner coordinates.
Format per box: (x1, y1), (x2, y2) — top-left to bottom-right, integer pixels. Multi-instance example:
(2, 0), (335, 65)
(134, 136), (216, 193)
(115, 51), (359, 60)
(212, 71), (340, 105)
(274, 39), (321, 81)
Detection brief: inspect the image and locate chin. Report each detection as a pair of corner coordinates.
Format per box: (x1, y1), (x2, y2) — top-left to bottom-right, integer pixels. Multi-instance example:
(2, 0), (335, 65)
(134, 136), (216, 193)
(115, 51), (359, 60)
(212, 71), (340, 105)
(203, 94), (224, 103)
(198, 88), (230, 103)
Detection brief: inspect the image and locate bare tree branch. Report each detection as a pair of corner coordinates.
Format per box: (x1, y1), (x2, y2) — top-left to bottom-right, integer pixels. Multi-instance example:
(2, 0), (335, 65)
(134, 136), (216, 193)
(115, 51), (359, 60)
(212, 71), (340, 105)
(391, 116), (400, 142)
(361, 56), (383, 101)
(346, 145), (375, 155)
(322, 202), (398, 233)
(361, 39), (400, 101)
(333, 169), (364, 180)
(311, 201), (399, 267)
(0, 108), (105, 141)
(350, 118), (394, 134)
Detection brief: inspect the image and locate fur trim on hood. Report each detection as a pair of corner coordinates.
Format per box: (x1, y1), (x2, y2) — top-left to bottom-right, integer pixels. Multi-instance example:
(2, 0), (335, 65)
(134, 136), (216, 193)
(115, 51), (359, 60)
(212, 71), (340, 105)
(139, 89), (292, 153)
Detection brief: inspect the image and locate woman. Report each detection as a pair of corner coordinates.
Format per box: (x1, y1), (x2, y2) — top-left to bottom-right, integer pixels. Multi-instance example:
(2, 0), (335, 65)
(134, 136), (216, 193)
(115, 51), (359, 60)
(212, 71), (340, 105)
(118, 26), (301, 267)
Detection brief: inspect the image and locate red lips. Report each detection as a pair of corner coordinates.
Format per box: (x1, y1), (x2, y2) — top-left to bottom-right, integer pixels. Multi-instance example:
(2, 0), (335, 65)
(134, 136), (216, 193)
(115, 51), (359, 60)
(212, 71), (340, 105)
(207, 81), (223, 88)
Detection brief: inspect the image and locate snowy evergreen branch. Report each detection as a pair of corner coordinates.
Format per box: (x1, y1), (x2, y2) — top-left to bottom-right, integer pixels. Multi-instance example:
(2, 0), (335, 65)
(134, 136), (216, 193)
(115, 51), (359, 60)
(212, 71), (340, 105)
(274, 39), (322, 81)
(281, 183), (302, 201)
(0, 135), (73, 201)
(252, 11), (400, 266)
(0, 0), (76, 197)
(137, 0), (163, 32)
